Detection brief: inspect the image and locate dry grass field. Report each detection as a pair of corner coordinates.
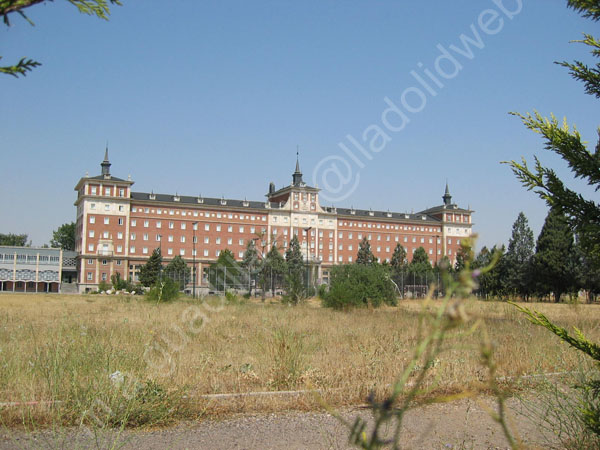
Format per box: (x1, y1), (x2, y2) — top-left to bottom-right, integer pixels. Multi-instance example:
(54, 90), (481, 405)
(0, 293), (598, 429)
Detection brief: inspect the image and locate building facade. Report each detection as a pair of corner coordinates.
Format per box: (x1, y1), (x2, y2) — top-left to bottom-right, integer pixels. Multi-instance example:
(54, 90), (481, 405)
(74, 151), (473, 292)
(0, 246), (78, 293)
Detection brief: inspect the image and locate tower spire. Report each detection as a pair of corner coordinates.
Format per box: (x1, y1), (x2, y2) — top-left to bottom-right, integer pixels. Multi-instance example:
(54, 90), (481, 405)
(101, 145), (111, 177)
(292, 147), (303, 186)
(442, 181), (452, 206)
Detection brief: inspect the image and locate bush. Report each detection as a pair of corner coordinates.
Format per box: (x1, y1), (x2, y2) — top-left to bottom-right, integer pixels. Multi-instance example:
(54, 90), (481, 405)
(322, 263), (397, 309)
(318, 283), (328, 299)
(146, 278), (179, 303)
(97, 280), (111, 292)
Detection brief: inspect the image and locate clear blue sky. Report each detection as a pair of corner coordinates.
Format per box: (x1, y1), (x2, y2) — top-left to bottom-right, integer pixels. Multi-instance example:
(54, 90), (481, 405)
(1, 0), (597, 249)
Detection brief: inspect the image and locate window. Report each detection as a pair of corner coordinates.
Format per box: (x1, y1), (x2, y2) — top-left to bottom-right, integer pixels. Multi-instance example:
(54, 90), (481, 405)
(87, 259), (93, 265)
(88, 244), (94, 251)
(228, 225), (233, 232)
(102, 273), (108, 281)
(130, 246), (135, 253)
(239, 226), (244, 232)
(348, 245), (353, 251)
(227, 238), (232, 245)
(90, 216), (95, 224)
(250, 227), (255, 234)
(180, 249), (185, 256)
(203, 250), (209, 257)
(348, 256), (353, 262)
(143, 247), (148, 254)
(205, 224), (210, 231)
(131, 219), (136, 226)
(87, 272), (93, 281)
(181, 223), (186, 230)
(239, 251), (244, 258)
(180, 236), (186, 243)
(216, 225), (221, 232)
(168, 248), (173, 255)
(117, 245), (123, 253)
(89, 230), (95, 238)
(192, 223), (198, 230)
(104, 187), (111, 196)
(156, 221), (162, 228)
(168, 235), (174, 242)
(239, 239), (244, 245)
(204, 237), (209, 244)
(216, 250), (221, 257)
(169, 222), (175, 229)
(91, 186), (97, 195)
(119, 188), (125, 197)
(103, 231), (109, 239)
(90, 203), (96, 210)
(216, 238), (221, 245)
(144, 220), (149, 228)
(156, 235), (161, 241)
(102, 259), (108, 265)
(104, 217), (109, 225)
(143, 233), (149, 241)
(104, 204), (110, 211)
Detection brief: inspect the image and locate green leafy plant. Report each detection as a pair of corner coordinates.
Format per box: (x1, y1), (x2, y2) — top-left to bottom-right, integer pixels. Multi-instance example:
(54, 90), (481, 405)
(146, 278), (179, 304)
(322, 263), (396, 309)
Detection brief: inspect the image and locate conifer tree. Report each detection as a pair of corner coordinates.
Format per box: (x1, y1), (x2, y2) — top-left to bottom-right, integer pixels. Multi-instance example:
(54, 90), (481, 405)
(504, 212), (535, 298)
(165, 255), (191, 290)
(139, 248), (162, 287)
(356, 237), (376, 265)
(264, 244), (286, 296)
(390, 243), (407, 273)
(532, 208), (577, 302)
(284, 235), (304, 303)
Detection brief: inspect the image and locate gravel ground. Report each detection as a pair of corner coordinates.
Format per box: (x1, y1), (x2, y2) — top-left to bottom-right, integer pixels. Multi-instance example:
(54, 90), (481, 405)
(0, 397), (555, 449)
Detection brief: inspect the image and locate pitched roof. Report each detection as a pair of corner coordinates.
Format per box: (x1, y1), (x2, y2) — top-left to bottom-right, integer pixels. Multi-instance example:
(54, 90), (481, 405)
(131, 192), (281, 210)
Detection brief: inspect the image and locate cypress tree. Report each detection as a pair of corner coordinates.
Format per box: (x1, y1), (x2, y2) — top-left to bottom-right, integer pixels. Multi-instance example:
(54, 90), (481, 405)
(505, 212), (535, 299)
(532, 208), (576, 302)
(356, 237), (376, 265)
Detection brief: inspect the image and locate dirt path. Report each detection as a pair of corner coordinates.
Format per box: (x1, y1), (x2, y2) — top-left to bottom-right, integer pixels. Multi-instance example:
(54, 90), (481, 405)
(0, 397), (554, 449)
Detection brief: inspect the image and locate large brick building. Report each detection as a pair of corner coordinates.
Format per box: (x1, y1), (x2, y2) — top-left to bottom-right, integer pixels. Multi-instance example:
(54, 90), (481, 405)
(74, 151), (473, 292)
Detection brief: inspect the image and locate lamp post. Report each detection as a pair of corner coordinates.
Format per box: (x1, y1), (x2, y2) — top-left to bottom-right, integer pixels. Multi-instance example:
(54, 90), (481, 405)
(252, 237), (260, 297)
(304, 227), (312, 293)
(192, 222), (198, 299)
(157, 234), (162, 281)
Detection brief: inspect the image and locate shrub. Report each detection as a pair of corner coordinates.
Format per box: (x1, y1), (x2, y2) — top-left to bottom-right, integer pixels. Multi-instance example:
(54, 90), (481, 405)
(318, 283), (328, 299)
(146, 278), (179, 303)
(97, 280), (111, 292)
(322, 263), (397, 309)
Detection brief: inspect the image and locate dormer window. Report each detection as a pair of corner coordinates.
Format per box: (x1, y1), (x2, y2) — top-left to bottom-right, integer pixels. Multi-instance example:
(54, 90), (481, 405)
(174, 195), (180, 202)
(350, 209), (356, 215)
(197, 197), (203, 204)
(149, 193), (156, 200)
(220, 198), (227, 206)
(386, 212), (392, 218)
(404, 214), (410, 219)
(368, 210), (374, 217)
(422, 215), (427, 220)
(243, 200), (249, 207)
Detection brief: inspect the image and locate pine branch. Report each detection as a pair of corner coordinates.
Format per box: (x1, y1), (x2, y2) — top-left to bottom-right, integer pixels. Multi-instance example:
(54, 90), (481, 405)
(567, 0), (600, 21)
(510, 302), (600, 362)
(0, 56), (40, 77)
